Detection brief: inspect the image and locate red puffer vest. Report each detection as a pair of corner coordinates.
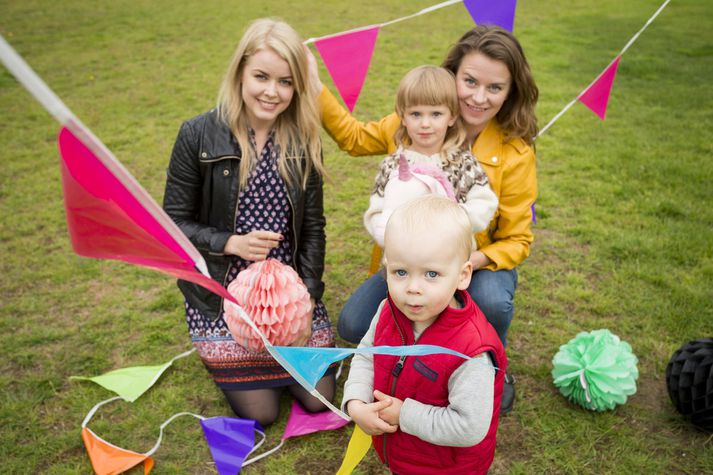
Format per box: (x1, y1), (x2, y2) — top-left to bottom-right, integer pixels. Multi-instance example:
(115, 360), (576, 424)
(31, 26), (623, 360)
(372, 290), (506, 475)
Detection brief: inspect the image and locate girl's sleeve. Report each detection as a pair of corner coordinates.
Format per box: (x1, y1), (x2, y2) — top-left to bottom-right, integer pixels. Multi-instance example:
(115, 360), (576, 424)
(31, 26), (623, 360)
(363, 192), (387, 247)
(399, 353), (495, 446)
(319, 87), (400, 156)
(459, 155), (499, 235)
(163, 120), (233, 255)
(479, 145), (537, 270)
(363, 155), (393, 247)
(296, 162), (327, 301)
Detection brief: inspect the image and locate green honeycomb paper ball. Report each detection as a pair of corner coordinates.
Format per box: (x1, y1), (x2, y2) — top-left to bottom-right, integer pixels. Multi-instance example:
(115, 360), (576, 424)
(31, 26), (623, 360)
(551, 329), (639, 411)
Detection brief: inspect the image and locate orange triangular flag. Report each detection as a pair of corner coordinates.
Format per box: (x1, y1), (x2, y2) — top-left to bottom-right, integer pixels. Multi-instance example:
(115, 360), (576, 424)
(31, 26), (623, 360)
(578, 56), (621, 120)
(81, 427), (154, 475)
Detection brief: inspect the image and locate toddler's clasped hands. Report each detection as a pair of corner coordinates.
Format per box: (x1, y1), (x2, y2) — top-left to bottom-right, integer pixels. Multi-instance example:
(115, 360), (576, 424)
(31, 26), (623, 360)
(347, 390), (404, 435)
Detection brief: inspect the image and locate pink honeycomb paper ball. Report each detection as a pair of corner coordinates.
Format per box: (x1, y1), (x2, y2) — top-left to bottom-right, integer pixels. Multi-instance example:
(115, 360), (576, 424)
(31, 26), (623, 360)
(223, 259), (312, 353)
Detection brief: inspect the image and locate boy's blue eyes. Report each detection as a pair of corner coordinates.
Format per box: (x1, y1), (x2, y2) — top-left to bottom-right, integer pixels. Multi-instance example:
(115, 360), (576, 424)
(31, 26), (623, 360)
(394, 270), (439, 278)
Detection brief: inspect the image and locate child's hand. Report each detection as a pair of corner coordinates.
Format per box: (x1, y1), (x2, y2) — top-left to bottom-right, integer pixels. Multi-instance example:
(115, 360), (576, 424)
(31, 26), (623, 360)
(347, 399), (399, 436)
(373, 390), (403, 426)
(225, 231), (282, 261)
(304, 45), (323, 97)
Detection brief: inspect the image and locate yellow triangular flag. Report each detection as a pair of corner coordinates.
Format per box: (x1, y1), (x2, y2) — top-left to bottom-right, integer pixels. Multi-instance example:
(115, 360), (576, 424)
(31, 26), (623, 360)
(336, 424), (372, 475)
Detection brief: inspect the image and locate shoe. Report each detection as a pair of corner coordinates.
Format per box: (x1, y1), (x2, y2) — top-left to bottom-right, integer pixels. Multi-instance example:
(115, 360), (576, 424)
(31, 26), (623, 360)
(500, 373), (515, 415)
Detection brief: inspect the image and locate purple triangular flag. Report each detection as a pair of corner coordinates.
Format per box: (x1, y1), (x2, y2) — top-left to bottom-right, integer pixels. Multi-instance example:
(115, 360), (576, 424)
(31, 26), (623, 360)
(531, 203), (537, 224)
(463, 0), (518, 32)
(578, 56), (621, 120)
(282, 401), (349, 440)
(201, 417), (259, 475)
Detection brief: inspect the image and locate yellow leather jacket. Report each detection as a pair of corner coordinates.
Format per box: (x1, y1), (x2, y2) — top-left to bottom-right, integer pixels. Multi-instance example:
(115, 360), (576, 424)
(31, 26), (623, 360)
(320, 87), (537, 270)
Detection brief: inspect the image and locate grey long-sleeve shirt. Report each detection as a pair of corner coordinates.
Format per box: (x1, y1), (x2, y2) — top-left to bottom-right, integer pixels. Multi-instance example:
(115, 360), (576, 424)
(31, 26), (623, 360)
(341, 300), (496, 447)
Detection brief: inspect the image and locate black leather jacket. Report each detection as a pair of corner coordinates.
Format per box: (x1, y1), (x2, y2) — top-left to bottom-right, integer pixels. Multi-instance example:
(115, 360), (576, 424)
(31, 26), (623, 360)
(163, 109), (326, 320)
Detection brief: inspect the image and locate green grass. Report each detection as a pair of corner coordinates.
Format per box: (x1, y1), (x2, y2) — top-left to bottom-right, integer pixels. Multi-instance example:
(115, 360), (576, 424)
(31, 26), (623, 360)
(1, 0), (712, 473)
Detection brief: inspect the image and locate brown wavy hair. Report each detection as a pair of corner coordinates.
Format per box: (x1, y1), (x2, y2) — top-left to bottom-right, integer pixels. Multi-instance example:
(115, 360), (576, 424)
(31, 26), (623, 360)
(442, 25), (538, 144)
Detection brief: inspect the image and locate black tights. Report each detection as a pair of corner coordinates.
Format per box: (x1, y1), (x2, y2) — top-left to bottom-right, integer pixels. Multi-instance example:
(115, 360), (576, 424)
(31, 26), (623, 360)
(221, 373), (336, 427)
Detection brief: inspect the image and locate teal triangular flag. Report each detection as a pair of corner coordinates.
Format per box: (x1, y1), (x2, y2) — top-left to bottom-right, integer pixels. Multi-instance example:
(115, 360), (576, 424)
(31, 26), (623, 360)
(271, 345), (472, 388)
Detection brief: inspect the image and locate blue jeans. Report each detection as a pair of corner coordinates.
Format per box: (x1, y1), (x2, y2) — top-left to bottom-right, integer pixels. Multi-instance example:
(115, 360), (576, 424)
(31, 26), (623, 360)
(337, 269), (517, 346)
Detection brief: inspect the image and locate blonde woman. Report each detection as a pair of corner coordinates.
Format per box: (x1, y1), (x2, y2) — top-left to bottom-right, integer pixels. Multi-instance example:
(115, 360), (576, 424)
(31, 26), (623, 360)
(163, 18), (334, 426)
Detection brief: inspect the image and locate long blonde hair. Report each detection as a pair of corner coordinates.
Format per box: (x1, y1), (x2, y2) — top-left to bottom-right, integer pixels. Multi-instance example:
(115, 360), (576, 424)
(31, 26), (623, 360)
(393, 66), (467, 162)
(217, 18), (324, 189)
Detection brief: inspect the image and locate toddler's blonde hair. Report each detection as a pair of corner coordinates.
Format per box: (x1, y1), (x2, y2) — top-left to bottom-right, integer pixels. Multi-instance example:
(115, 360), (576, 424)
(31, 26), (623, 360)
(385, 195), (473, 261)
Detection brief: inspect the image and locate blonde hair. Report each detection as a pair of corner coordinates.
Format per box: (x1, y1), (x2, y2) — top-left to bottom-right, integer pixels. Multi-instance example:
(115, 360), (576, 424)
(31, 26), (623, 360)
(393, 66), (467, 162)
(217, 18), (324, 189)
(385, 195), (473, 261)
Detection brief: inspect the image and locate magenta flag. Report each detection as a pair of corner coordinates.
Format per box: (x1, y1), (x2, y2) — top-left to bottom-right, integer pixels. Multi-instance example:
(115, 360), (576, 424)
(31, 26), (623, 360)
(315, 27), (380, 112)
(463, 0), (517, 32)
(282, 400), (349, 440)
(578, 56), (622, 120)
(57, 123), (235, 303)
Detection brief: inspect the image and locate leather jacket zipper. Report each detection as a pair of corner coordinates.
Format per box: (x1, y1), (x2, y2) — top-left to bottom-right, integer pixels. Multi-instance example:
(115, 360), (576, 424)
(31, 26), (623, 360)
(284, 185), (299, 267)
(218, 156), (241, 316)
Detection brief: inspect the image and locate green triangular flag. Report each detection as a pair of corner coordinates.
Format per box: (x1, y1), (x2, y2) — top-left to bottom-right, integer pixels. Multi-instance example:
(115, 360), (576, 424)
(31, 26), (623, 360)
(70, 348), (195, 402)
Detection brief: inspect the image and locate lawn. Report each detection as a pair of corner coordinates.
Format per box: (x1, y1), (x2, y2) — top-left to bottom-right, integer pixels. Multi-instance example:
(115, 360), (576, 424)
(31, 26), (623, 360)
(1, 0), (712, 473)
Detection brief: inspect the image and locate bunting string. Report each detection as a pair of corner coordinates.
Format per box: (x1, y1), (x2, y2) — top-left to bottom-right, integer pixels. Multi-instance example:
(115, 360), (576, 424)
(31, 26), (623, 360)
(301, 0), (670, 136)
(536, 0), (671, 138)
(0, 1), (680, 471)
(303, 0), (462, 44)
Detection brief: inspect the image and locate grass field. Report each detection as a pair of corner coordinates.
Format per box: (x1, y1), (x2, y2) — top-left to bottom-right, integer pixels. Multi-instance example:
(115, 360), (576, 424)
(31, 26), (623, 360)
(1, 0), (712, 473)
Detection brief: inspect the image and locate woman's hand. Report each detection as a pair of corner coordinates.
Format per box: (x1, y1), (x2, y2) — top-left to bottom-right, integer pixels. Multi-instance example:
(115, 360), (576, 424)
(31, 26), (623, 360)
(347, 399), (399, 436)
(304, 45), (324, 97)
(224, 231), (282, 261)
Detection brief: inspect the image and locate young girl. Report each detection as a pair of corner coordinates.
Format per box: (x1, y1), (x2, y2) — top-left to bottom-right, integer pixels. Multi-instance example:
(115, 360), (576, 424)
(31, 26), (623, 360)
(163, 18), (335, 427)
(364, 66), (497, 248)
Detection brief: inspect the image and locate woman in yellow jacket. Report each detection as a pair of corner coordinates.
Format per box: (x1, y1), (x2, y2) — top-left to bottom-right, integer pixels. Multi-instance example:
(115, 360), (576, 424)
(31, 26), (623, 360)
(313, 25), (538, 413)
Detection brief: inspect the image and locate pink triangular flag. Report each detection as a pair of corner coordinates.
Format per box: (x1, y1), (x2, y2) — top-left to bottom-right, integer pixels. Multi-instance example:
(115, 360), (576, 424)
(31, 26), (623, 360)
(463, 0), (518, 32)
(57, 124), (235, 303)
(282, 401), (349, 440)
(315, 27), (379, 112)
(578, 56), (621, 120)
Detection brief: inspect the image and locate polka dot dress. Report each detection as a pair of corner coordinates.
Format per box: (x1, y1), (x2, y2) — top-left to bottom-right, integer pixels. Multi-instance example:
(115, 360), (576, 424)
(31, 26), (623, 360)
(185, 135), (334, 390)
